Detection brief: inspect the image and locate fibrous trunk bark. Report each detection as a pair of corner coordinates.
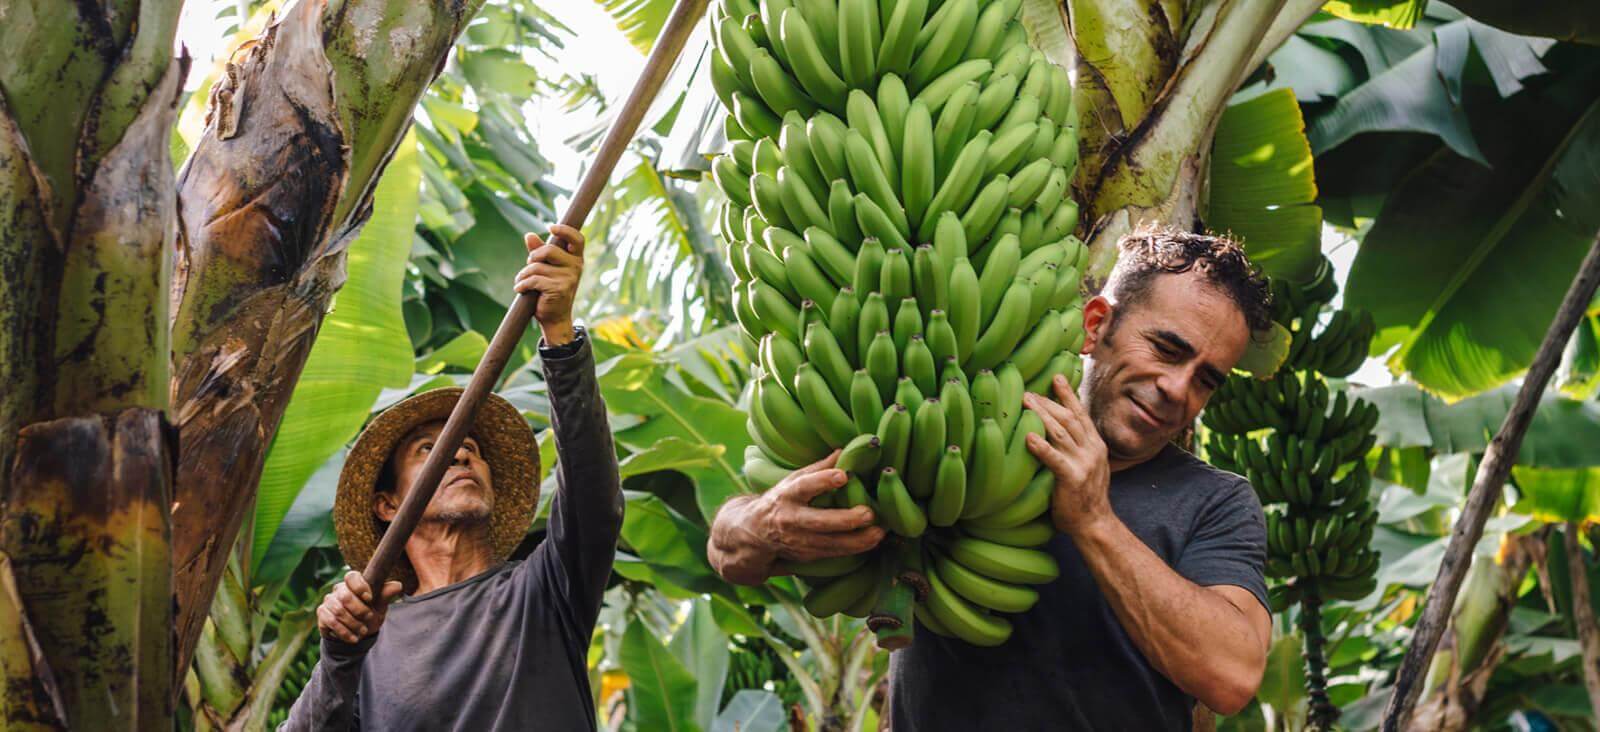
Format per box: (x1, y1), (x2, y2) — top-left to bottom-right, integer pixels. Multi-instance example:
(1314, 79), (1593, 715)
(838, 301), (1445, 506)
(0, 2), (186, 727)
(1060, 0), (1322, 289)
(167, 0), (487, 676)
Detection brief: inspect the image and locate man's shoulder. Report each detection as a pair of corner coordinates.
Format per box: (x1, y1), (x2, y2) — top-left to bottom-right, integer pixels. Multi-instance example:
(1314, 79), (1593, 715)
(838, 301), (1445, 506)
(1131, 446), (1259, 517)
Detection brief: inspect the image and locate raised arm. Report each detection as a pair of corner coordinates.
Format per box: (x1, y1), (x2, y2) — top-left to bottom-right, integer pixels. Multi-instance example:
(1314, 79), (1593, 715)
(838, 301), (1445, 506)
(1024, 378), (1271, 715)
(516, 226), (623, 622)
(708, 453), (886, 586)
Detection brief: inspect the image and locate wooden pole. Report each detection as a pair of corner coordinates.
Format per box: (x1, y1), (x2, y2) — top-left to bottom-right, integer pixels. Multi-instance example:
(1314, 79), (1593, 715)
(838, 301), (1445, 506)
(1381, 229), (1600, 730)
(362, 0), (710, 588)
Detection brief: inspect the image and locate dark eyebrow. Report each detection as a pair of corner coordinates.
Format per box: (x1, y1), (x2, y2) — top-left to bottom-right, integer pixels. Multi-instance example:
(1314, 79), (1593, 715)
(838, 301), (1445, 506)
(1151, 329), (1227, 386)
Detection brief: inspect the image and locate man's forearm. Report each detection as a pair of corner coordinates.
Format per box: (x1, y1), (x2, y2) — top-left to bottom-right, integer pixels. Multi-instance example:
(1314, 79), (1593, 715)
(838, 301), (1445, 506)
(708, 495), (777, 586)
(277, 638), (370, 731)
(544, 330), (624, 559)
(1071, 515), (1266, 713)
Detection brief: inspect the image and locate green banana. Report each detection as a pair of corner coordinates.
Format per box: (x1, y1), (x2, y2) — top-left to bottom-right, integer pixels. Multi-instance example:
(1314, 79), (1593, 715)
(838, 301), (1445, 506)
(828, 289), (860, 362)
(795, 363), (857, 447)
(784, 552), (868, 579)
(965, 469), (1052, 528)
(914, 59), (994, 115)
(855, 193), (911, 251)
(803, 560), (880, 617)
(850, 369), (886, 434)
(946, 535), (1060, 584)
(961, 174), (1011, 247)
(912, 245), (950, 317)
(881, 249), (914, 316)
(1008, 159), (1052, 209)
(750, 279), (801, 341)
(967, 282), (1032, 372)
(908, 0), (978, 90)
(902, 100), (936, 225)
(806, 227), (855, 287)
(966, 518), (1054, 549)
(904, 335), (938, 395)
(942, 377), (975, 457)
(985, 121), (1037, 176)
(930, 82), (980, 181)
(837, 0), (881, 88)
(971, 369), (1000, 424)
(749, 171), (792, 230)
(759, 332), (804, 398)
(934, 550), (1038, 614)
(732, 90), (782, 139)
(777, 9), (850, 108)
(782, 241), (837, 312)
(877, 467), (927, 537)
(878, 74), (911, 156)
(934, 210), (969, 263)
(919, 130), (992, 240)
(930, 445), (967, 526)
(923, 560), (1013, 647)
(804, 321), (854, 401)
(965, 0), (1017, 62)
(907, 397), (948, 498)
(866, 329), (898, 399)
(975, 73), (1021, 131)
(925, 310), (959, 364)
(837, 433), (883, 473)
(712, 155), (753, 207)
(1009, 312), (1065, 382)
(962, 418), (1005, 519)
(846, 90), (901, 198)
(876, 0), (928, 75)
(750, 48), (818, 118)
(948, 257), (981, 360)
(844, 129), (908, 237)
(858, 288), (889, 358)
(756, 375), (829, 460)
(877, 402), (912, 471)
(894, 376), (925, 409)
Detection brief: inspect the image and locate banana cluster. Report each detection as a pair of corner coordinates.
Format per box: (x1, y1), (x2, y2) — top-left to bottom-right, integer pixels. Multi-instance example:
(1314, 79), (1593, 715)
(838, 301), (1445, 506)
(710, 0), (1082, 647)
(1202, 259), (1381, 608)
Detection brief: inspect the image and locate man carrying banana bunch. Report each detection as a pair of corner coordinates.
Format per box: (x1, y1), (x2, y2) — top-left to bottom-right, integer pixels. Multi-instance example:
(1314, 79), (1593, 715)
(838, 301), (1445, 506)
(709, 228), (1275, 729)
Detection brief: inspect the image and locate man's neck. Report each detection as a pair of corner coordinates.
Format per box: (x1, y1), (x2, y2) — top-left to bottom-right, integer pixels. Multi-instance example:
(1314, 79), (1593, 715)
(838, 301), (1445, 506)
(404, 520), (495, 595)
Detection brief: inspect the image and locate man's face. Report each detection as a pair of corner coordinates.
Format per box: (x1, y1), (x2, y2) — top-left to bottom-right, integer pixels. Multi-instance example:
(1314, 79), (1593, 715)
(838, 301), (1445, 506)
(374, 420), (495, 526)
(1078, 272), (1251, 467)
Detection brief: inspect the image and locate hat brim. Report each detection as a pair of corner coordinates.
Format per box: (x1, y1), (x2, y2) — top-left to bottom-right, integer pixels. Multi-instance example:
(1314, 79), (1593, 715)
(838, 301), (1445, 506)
(334, 387), (539, 591)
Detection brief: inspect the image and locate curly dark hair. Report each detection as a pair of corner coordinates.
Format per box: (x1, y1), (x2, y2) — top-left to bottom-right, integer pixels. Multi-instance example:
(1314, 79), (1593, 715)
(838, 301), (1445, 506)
(1104, 227), (1273, 333)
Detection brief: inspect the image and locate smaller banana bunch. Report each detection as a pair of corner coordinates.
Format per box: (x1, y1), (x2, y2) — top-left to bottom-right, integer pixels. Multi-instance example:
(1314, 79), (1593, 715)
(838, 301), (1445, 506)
(1202, 259), (1381, 609)
(712, 0), (1083, 648)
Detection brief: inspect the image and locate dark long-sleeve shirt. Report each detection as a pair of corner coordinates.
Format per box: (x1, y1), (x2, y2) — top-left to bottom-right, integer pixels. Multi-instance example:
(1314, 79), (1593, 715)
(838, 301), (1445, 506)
(281, 330), (622, 731)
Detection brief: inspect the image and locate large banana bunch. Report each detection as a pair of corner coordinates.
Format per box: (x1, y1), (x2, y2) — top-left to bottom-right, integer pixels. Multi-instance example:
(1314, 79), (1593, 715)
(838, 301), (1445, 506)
(1200, 259), (1378, 728)
(709, 0), (1082, 648)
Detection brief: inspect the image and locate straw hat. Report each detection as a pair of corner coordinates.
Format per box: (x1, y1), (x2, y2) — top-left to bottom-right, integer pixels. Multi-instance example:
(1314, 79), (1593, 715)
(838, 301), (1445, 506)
(334, 387), (539, 591)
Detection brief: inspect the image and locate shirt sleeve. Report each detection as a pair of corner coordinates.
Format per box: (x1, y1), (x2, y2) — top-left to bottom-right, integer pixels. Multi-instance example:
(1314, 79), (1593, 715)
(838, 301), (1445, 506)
(527, 328), (623, 631)
(1175, 478), (1269, 613)
(276, 636), (372, 732)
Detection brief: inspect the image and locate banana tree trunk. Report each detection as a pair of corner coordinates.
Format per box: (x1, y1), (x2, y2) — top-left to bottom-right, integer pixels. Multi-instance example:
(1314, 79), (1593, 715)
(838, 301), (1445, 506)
(167, 0), (487, 677)
(0, 1), (185, 728)
(1406, 531), (1544, 731)
(1058, 0), (1323, 287)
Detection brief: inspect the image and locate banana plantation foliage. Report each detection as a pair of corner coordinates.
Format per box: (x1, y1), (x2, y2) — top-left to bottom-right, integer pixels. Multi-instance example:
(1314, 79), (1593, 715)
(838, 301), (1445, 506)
(1, 0), (1599, 731)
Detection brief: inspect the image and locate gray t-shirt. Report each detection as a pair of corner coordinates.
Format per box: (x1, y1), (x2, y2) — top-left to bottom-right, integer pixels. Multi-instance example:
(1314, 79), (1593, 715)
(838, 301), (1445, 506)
(890, 444), (1267, 731)
(281, 332), (621, 731)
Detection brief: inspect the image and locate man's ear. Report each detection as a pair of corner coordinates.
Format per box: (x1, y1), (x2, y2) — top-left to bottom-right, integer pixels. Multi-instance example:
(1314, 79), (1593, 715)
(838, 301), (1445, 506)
(374, 491), (399, 522)
(1080, 295), (1113, 355)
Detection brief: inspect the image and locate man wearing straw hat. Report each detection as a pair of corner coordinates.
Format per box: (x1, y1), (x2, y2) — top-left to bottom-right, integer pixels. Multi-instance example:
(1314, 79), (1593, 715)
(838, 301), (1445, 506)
(281, 225), (622, 731)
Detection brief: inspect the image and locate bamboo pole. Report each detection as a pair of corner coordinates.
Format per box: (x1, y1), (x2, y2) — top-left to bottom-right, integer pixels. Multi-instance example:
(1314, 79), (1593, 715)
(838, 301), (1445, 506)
(361, 0), (710, 588)
(1382, 230), (1600, 729)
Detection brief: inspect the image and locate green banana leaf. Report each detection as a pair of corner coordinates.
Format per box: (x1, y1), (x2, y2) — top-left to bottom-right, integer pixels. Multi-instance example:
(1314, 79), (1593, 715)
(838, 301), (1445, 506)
(1510, 466), (1600, 523)
(1354, 383), (1600, 468)
(254, 452), (343, 592)
(1254, 634), (1308, 728)
(252, 135), (421, 567)
(1560, 311), (1600, 399)
(1343, 73), (1600, 397)
(669, 599), (730, 729)
(621, 620), (702, 732)
(711, 691), (786, 732)
(601, 352), (753, 523)
(619, 492), (729, 598)
(590, 0), (676, 56)
(1208, 88), (1324, 284)
(1324, 0), (1430, 30)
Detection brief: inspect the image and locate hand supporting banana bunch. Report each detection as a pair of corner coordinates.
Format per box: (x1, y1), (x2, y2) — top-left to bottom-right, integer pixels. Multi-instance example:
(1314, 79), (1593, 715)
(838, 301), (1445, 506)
(710, 0), (1083, 648)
